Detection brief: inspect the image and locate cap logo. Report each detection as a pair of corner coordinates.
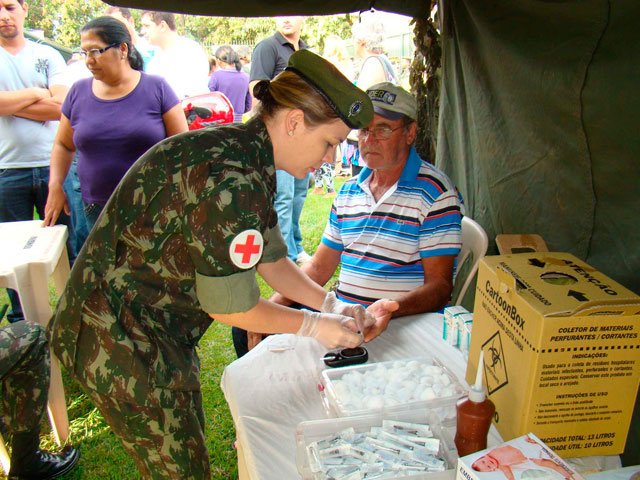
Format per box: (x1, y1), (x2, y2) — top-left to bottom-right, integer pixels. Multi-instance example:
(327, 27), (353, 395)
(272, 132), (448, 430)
(348, 100), (362, 117)
(368, 89), (397, 106)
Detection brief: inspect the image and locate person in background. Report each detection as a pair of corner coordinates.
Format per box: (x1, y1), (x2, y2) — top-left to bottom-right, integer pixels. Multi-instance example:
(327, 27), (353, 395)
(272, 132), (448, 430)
(235, 44), (252, 74)
(272, 83), (463, 343)
(323, 34), (355, 81)
(47, 50), (376, 478)
(0, 0), (72, 323)
(0, 321), (80, 479)
(104, 6), (156, 70)
(207, 54), (217, 79)
(352, 14), (398, 90)
(312, 34), (355, 197)
(43, 16), (188, 230)
(140, 10), (209, 98)
(343, 15), (400, 177)
(209, 45), (251, 123)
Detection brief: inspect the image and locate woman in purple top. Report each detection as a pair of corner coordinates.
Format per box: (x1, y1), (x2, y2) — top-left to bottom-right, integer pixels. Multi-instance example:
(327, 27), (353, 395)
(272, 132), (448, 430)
(44, 16), (187, 230)
(208, 45), (252, 123)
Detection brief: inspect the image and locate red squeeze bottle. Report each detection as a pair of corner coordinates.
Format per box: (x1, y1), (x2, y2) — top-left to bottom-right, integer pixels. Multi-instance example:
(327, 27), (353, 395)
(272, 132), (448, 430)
(455, 350), (495, 457)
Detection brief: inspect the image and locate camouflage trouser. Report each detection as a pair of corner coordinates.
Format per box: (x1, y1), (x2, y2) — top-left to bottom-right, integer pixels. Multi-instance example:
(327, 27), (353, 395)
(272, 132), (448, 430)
(0, 321), (50, 433)
(82, 386), (211, 479)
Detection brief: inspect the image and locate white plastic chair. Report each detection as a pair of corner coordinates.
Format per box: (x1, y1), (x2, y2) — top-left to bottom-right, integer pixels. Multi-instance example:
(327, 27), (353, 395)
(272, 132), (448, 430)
(453, 216), (489, 305)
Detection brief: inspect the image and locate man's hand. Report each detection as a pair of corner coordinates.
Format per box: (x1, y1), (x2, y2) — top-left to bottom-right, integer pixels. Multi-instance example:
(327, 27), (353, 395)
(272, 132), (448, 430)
(363, 299), (399, 342)
(321, 292), (375, 333)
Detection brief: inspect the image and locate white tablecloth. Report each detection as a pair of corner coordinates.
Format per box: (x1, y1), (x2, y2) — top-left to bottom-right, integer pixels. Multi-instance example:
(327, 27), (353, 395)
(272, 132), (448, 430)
(220, 313), (621, 479)
(220, 313), (496, 479)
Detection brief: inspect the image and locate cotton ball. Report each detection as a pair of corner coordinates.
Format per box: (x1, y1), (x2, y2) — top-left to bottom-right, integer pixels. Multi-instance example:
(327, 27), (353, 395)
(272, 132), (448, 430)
(439, 374), (451, 387)
(393, 361), (406, 369)
(440, 386), (455, 397)
(424, 365), (443, 376)
(414, 384), (427, 398)
(401, 380), (418, 392)
(432, 383), (442, 395)
(332, 380), (349, 398)
(364, 395), (385, 410)
(406, 360), (421, 372)
(385, 397), (400, 407)
(420, 387), (436, 401)
(420, 375), (435, 386)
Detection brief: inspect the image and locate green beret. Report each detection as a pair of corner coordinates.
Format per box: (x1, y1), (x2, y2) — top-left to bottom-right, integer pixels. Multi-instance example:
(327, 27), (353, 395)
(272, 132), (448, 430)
(286, 50), (373, 129)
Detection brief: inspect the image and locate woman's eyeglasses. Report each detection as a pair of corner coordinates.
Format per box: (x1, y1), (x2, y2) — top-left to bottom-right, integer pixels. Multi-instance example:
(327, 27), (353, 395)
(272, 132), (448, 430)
(76, 43), (119, 59)
(357, 125), (404, 141)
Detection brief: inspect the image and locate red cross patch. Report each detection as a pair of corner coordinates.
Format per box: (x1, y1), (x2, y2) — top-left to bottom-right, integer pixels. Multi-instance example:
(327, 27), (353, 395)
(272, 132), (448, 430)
(229, 229), (264, 269)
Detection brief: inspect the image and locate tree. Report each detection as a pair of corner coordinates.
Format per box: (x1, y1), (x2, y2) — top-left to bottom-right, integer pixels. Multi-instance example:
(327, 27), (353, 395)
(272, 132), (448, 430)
(25, 0), (107, 47)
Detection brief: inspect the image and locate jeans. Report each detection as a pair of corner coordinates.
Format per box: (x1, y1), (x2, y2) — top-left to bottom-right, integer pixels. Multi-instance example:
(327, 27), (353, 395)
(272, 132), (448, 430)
(0, 166), (73, 323)
(274, 170), (310, 261)
(62, 155), (90, 259)
(83, 202), (104, 231)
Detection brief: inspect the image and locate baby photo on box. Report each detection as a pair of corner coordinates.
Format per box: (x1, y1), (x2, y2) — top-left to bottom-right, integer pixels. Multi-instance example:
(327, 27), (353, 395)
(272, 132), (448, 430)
(457, 433), (585, 480)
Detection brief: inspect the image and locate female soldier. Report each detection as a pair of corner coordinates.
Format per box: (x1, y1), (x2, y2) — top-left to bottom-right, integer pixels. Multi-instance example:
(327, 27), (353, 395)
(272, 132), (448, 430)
(45, 50), (375, 478)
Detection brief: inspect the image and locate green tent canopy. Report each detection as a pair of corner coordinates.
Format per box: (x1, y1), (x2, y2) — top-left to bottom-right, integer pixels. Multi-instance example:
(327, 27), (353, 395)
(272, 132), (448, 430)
(107, 0), (639, 296)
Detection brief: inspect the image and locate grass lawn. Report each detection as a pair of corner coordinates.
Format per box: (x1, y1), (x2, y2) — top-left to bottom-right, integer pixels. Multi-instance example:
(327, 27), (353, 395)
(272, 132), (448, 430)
(0, 177), (346, 479)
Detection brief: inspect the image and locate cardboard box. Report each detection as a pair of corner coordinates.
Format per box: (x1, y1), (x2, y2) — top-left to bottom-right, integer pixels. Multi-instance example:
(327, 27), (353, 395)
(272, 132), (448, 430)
(456, 433), (585, 480)
(467, 252), (640, 457)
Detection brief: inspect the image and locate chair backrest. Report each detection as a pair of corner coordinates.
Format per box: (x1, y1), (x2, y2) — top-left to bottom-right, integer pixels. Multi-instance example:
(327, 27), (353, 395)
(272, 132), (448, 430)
(453, 216), (489, 305)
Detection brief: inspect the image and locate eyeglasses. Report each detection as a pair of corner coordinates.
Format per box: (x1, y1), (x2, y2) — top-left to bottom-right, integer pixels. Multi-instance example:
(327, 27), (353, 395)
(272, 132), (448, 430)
(357, 125), (404, 141)
(76, 43), (119, 59)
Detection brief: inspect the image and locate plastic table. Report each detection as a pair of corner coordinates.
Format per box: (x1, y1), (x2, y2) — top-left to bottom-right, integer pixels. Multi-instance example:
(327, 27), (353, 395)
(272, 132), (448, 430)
(221, 313), (621, 479)
(0, 220), (70, 446)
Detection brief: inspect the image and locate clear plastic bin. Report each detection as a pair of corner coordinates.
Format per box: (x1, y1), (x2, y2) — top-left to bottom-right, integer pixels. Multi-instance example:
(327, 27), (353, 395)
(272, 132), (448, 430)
(296, 408), (458, 480)
(320, 357), (464, 420)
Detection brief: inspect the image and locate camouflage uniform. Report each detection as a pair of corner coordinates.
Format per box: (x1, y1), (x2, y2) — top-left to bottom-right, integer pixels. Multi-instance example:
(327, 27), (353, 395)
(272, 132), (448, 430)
(0, 321), (50, 433)
(47, 118), (288, 479)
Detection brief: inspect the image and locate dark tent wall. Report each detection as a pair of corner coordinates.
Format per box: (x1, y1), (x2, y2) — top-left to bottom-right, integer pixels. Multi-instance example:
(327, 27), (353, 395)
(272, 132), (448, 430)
(436, 0), (640, 294)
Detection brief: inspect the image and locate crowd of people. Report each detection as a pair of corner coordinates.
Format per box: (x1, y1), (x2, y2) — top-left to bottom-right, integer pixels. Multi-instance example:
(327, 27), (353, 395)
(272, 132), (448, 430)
(1, 2), (462, 478)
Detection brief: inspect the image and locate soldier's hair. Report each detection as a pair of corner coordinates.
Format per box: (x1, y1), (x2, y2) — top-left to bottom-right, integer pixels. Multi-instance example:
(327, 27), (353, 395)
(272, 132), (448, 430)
(141, 11), (177, 31)
(80, 16), (144, 72)
(104, 6), (133, 20)
(215, 45), (242, 72)
(253, 71), (340, 128)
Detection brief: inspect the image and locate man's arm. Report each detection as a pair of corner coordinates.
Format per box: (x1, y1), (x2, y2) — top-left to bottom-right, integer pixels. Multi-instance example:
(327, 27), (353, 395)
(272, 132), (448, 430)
(269, 242), (342, 306)
(0, 87), (50, 116)
(393, 255), (455, 317)
(363, 255), (454, 342)
(13, 84), (68, 122)
(248, 40), (277, 109)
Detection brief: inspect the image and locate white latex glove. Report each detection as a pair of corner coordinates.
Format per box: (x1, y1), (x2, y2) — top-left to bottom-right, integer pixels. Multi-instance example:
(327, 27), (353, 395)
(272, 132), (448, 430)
(321, 292), (376, 333)
(296, 310), (363, 349)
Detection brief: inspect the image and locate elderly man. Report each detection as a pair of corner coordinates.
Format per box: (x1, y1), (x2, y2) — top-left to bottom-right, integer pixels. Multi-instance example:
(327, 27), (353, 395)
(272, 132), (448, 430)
(272, 83), (464, 342)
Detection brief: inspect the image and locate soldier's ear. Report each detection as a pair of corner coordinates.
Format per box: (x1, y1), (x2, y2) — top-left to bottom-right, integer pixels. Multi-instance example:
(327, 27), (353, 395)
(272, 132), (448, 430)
(285, 108), (305, 136)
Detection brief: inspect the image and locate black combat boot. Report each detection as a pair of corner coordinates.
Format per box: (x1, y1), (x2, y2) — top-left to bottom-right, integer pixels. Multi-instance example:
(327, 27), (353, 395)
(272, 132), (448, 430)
(8, 428), (79, 480)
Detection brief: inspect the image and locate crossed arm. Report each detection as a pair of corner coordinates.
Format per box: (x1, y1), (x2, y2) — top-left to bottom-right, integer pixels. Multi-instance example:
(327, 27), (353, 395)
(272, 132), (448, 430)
(0, 84), (68, 121)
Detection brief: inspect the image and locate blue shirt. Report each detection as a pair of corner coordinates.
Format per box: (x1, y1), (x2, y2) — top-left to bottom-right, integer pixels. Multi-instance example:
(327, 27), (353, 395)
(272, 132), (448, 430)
(322, 147), (464, 305)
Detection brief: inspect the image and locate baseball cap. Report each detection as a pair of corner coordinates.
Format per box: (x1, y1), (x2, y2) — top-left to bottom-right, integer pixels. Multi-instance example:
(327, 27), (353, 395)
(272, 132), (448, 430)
(286, 50), (373, 129)
(366, 82), (417, 122)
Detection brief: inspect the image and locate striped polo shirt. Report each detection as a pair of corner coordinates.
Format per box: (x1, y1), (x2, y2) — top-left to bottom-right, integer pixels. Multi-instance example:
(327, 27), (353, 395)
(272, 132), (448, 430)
(321, 147), (463, 305)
